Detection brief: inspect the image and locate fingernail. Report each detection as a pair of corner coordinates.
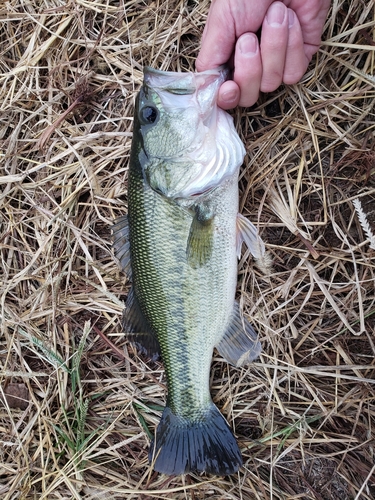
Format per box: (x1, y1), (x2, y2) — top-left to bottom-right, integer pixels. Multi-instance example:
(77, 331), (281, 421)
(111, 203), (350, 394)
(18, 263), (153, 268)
(266, 3), (286, 26)
(239, 34), (258, 56)
(288, 9), (295, 28)
(221, 89), (237, 104)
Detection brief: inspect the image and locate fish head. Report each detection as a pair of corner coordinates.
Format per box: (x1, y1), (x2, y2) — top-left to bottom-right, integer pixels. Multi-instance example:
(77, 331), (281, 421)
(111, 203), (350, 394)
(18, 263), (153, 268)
(135, 67), (245, 199)
(138, 81), (201, 160)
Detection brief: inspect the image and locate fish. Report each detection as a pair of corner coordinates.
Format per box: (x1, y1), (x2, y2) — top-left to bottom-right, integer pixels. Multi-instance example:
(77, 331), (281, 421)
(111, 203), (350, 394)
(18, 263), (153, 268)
(112, 66), (265, 476)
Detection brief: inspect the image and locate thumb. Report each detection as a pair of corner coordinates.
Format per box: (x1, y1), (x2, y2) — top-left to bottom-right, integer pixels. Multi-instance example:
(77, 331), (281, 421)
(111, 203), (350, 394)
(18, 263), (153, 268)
(196, 0), (273, 71)
(196, 4), (235, 71)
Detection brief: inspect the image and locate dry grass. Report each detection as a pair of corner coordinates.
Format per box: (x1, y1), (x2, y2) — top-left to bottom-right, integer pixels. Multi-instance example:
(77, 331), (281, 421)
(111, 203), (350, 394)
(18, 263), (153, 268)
(0, 0), (375, 498)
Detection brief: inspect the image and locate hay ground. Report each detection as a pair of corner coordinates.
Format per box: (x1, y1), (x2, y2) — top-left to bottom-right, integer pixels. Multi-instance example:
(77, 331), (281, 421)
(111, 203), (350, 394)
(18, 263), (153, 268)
(0, 0), (375, 498)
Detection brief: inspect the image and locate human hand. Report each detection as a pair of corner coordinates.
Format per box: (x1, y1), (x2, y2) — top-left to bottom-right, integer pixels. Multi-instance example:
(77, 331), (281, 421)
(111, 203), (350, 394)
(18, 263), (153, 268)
(196, 0), (331, 109)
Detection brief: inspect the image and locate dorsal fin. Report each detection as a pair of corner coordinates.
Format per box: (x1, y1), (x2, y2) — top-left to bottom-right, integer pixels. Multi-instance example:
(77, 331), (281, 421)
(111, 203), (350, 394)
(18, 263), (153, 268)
(112, 216), (131, 276)
(216, 301), (261, 367)
(122, 287), (160, 359)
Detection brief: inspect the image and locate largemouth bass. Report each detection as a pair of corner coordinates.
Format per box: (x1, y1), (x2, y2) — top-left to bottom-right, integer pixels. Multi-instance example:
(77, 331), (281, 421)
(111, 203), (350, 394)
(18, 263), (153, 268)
(113, 67), (264, 476)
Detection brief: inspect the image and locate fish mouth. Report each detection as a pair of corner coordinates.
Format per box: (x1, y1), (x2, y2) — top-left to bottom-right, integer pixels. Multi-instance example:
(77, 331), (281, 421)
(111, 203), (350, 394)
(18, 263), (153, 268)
(185, 186), (216, 199)
(143, 66), (229, 96)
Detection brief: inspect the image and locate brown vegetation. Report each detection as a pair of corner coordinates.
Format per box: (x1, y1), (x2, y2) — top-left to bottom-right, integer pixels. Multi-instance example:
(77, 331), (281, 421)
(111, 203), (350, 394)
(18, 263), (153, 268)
(0, 0), (374, 498)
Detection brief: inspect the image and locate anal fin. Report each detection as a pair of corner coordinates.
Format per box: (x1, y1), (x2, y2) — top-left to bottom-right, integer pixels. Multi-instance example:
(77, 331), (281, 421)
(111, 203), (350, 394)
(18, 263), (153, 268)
(216, 301), (261, 367)
(122, 287), (160, 359)
(236, 213), (265, 260)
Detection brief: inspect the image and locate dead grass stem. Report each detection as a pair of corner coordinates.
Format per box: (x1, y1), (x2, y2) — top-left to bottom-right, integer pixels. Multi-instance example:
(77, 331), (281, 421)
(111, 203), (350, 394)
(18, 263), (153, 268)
(1, 0), (375, 498)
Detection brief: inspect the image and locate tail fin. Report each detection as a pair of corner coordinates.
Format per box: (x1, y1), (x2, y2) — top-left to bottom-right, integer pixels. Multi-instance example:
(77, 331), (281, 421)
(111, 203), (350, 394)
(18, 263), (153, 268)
(149, 404), (242, 476)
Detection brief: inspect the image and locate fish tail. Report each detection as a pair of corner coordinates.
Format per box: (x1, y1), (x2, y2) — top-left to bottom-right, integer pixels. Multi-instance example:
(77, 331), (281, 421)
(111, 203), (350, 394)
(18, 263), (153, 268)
(149, 404), (242, 476)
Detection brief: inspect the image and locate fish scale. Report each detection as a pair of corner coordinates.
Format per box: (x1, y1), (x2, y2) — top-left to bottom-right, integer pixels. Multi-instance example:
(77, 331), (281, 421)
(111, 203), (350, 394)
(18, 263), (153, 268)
(113, 66), (264, 476)
(130, 173), (229, 415)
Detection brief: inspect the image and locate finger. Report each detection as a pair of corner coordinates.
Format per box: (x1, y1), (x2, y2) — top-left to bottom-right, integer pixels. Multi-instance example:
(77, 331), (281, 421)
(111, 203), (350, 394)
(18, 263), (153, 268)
(259, 2), (289, 93)
(283, 10), (309, 85)
(217, 80), (240, 110)
(232, 33), (262, 108)
(196, 2), (235, 72)
(289, 0), (331, 60)
(196, 0), (273, 72)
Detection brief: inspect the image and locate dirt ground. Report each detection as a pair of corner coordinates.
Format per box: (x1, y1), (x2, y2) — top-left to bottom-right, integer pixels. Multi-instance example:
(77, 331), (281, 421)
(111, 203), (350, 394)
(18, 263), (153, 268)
(0, 0), (374, 499)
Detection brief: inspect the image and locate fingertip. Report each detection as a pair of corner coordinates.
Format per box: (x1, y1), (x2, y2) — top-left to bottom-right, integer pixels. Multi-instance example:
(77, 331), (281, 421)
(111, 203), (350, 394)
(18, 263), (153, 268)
(283, 60), (306, 85)
(234, 33), (262, 107)
(217, 81), (240, 110)
(237, 32), (259, 57)
(265, 1), (287, 27)
(282, 9), (309, 85)
(287, 8), (295, 29)
(259, 2), (289, 93)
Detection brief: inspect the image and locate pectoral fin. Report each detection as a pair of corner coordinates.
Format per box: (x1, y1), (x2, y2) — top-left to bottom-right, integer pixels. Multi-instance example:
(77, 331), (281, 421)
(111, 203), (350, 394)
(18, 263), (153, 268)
(236, 213), (265, 260)
(186, 205), (214, 268)
(216, 301), (261, 367)
(122, 287), (160, 359)
(112, 215), (131, 276)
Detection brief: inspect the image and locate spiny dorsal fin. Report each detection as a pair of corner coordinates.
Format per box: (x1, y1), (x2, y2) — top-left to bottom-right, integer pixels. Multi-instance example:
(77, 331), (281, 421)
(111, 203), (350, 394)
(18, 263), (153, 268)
(122, 287), (160, 359)
(236, 213), (265, 260)
(216, 301), (261, 367)
(112, 215), (131, 276)
(186, 205), (214, 268)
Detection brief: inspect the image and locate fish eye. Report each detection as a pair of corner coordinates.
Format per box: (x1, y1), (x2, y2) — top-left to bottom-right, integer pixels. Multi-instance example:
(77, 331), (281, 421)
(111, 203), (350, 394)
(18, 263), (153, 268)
(140, 106), (158, 124)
